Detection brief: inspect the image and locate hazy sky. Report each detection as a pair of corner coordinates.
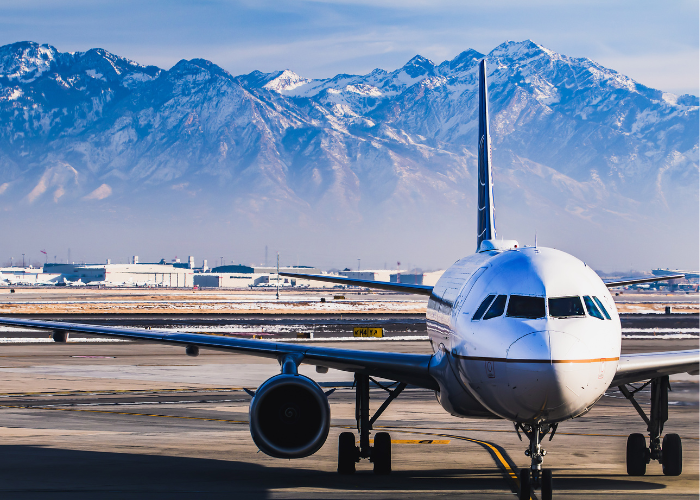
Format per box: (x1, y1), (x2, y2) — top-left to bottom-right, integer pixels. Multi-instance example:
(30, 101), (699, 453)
(1, 0), (698, 96)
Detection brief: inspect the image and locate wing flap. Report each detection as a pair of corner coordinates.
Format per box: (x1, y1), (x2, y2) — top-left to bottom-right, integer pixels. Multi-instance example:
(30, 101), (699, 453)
(279, 272), (433, 296)
(0, 317), (438, 390)
(611, 349), (699, 386)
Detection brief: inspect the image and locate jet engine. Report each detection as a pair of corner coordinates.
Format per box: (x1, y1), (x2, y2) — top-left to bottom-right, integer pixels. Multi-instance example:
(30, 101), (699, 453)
(249, 373), (330, 458)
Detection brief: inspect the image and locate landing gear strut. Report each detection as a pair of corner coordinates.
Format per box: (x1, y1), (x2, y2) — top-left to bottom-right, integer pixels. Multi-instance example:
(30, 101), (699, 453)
(515, 422), (557, 500)
(337, 374), (406, 475)
(619, 375), (682, 476)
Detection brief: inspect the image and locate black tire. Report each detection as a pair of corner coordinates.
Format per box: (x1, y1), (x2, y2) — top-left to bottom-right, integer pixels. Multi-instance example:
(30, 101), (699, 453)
(338, 432), (357, 474)
(373, 432), (391, 475)
(662, 433), (682, 476)
(626, 433), (647, 476)
(540, 469), (553, 500)
(519, 468), (530, 500)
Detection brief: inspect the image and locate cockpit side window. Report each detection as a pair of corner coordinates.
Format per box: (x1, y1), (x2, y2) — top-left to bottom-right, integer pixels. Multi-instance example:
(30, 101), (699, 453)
(506, 295), (545, 319)
(593, 296), (611, 320)
(472, 294), (496, 321)
(583, 295), (604, 320)
(548, 296), (585, 318)
(482, 295), (507, 320)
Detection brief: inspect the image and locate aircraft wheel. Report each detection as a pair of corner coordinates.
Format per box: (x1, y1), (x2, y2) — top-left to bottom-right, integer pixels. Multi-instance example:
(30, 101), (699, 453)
(626, 433), (647, 476)
(540, 469), (553, 500)
(518, 468), (530, 500)
(662, 433), (682, 476)
(373, 432), (391, 475)
(338, 432), (357, 474)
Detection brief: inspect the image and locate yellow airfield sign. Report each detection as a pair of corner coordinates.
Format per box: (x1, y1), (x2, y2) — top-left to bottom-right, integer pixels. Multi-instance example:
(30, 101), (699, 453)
(353, 327), (383, 338)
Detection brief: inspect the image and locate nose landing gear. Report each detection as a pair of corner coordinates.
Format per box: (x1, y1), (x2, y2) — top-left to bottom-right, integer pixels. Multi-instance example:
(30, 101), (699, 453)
(619, 376), (682, 476)
(515, 422), (557, 500)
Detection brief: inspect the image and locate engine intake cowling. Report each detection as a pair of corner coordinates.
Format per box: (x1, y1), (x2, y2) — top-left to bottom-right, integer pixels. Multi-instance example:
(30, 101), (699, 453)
(249, 373), (330, 458)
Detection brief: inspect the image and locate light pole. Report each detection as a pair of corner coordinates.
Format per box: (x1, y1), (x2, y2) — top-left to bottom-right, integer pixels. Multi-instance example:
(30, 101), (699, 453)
(22, 254), (25, 267)
(358, 258), (361, 271)
(276, 252), (280, 300)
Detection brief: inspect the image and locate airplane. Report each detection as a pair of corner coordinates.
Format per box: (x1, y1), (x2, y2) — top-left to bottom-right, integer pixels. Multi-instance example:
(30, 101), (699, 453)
(133, 279), (157, 288)
(87, 279), (124, 287)
(62, 277), (86, 287)
(0, 59), (696, 500)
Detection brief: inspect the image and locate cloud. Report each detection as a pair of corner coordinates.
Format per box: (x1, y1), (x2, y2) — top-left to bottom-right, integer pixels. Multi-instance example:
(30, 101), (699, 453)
(84, 183), (113, 200)
(0, 183), (8, 195)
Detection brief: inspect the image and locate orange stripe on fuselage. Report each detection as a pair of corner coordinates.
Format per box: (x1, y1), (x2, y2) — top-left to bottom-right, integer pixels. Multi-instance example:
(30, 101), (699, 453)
(452, 354), (619, 364)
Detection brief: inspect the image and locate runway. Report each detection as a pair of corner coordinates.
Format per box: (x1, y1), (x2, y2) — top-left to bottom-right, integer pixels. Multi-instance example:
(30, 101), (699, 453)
(0, 335), (696, 499)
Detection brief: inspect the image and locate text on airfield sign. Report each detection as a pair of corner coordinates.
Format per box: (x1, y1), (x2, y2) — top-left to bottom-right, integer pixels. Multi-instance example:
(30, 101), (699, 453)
(353, 327), (383, 338)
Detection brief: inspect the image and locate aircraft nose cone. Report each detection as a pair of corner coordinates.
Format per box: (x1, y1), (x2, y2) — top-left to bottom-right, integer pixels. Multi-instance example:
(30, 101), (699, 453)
(505, 330), (591, 422)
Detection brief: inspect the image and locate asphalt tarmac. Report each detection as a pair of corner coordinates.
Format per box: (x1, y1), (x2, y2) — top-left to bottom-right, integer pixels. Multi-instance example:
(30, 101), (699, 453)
(0, 332), (696, 499)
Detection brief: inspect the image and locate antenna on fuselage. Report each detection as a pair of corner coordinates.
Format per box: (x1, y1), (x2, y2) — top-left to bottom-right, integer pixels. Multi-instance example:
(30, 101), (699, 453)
(476, 59), (496, 252)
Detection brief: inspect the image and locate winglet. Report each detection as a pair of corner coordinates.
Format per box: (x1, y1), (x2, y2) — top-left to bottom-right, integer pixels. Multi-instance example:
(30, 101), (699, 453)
(477, 59), (497, 252)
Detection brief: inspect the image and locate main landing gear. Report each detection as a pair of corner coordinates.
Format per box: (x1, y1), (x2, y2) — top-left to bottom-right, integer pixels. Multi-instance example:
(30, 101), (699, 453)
(515, 422), (557, 500)
(619, 375), (682, 476)
(338, 373), (406, 475)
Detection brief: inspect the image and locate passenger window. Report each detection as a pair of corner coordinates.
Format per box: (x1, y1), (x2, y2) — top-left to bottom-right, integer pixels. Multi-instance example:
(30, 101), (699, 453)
(506, 295), (545, 319)
(483, 295), (507, 320)
(472, 295), (496, 321)
(548, 296), (585, 318)
(583, 296), (604, 320)
(592, 296), (611, 320)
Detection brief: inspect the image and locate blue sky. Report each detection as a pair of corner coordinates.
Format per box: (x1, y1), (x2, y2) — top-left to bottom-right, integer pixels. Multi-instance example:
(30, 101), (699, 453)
(1, 0), (698, 95)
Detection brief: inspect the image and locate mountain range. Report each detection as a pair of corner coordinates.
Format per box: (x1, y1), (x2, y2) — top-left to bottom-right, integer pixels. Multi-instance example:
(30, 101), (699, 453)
(0, 40), (697, 269)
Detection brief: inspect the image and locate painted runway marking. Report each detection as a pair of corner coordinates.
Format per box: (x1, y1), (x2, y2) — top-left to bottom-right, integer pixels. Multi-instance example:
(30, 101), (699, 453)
(359, 439), (450, 445)
(370, 425), (525, 497)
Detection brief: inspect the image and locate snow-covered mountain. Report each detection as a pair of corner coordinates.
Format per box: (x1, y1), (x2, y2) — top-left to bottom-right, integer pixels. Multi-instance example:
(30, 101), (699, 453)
(0, 40), (697, 269)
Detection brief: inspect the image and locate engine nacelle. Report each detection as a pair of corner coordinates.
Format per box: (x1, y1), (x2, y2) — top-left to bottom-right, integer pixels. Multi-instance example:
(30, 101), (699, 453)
(249, 373), (330, 459)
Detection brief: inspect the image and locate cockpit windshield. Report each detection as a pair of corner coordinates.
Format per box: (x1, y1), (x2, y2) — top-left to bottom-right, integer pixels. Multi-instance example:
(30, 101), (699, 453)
(583, 295), (605, 320)
(483, 295), (507, 320)
(592, 296), (612, 320)
(472, 294), (496, 321)
(471, 294), (612, 321)
(506, 295), (545, 319)
(548, 296), (585, 318)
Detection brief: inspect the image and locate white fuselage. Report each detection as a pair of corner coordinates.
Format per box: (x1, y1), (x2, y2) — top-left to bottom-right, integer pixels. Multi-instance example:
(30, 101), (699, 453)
(427, 246), (621, 425)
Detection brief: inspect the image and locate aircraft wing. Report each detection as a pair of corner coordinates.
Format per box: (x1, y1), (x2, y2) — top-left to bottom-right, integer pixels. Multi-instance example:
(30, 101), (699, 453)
(611, 350), (700, 386)
(0, 317), (438, 390)
(279, 272), (434, 296)
(604, 274), (685, 288)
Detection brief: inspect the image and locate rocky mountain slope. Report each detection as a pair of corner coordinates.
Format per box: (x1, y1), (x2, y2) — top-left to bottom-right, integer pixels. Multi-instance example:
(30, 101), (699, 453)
(0, 40), (697, 268)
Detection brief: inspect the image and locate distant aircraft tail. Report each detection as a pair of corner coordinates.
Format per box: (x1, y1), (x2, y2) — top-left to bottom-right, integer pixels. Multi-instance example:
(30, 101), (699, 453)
(476, 59), (496, 252)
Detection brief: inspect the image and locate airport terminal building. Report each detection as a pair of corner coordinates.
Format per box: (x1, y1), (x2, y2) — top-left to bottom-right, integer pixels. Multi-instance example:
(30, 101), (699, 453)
(194, 265), (321, 288)
(44, 262), (194, 287)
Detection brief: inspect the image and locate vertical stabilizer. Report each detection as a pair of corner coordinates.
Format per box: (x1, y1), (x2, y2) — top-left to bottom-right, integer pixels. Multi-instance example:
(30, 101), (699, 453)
(476, 59), (496, 251)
